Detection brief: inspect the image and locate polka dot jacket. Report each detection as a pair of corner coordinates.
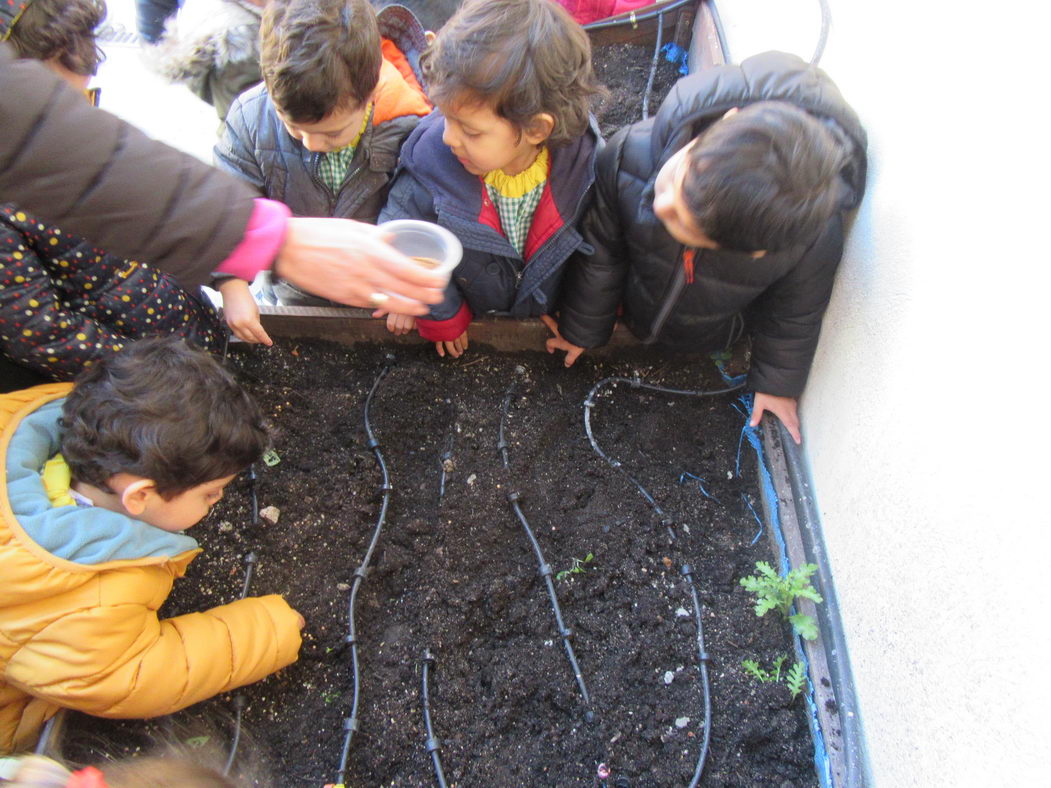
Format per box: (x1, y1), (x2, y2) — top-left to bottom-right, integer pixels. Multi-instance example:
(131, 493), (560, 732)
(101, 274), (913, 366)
(0, 205), (224, 380)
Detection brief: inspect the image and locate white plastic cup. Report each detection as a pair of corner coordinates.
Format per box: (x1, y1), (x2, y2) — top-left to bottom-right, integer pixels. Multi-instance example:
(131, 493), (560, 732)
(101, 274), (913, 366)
(378, 219), (463, 286)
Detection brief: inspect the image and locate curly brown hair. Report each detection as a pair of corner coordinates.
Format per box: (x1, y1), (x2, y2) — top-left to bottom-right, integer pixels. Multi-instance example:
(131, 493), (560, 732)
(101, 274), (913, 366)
(60, 337), (269, 500)
(421, 0), (603, 147)
(7, 0), (105, 77)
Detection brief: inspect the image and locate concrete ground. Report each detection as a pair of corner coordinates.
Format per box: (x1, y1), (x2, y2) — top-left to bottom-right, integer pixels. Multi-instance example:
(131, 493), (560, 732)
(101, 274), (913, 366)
(95, 0), (221, 163)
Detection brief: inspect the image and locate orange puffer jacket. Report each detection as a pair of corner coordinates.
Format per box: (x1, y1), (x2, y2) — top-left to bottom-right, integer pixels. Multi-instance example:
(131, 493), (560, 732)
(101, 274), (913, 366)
(0, 385), (301, 754)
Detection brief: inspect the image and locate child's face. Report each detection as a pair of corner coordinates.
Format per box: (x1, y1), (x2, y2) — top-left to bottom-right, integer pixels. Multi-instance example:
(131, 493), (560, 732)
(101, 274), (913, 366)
(439, 100), (547, 177)
(652, 140), (720, 250)
(127, 474), (237, 533)
(277, 100), (371, 154)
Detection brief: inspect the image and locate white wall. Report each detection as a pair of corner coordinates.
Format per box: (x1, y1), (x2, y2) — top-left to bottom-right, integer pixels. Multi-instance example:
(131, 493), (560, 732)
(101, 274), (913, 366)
(721, 1), (1051, 784)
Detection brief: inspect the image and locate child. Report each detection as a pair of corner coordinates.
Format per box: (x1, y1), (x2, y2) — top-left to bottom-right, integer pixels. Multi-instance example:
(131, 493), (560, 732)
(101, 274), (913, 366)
(213, 0), (433, 338)
(0, 0), (224, 380)
(0, 337), (303, 755)
(377, 0), (603, 357)
(546, 51), (867, 443)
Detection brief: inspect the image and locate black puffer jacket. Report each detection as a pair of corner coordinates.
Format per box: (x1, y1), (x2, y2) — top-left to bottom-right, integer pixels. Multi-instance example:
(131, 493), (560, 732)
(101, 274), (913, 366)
(557, 51), (867, 397)
(0, 43), (256, 289)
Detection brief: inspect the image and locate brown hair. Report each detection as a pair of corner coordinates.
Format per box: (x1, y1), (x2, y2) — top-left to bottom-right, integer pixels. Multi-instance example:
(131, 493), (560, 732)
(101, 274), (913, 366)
(60, 336), (269, 500)
(682, 101), (846, 252)
(7, 0), (105, 76)
(260, 0), (382, 124)
(421, 0), (603, 146)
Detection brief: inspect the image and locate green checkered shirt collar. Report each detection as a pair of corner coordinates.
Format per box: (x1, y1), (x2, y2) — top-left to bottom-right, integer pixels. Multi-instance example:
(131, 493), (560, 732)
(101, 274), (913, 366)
(316, 103), (372, 194)
(482, 147), (549, 257)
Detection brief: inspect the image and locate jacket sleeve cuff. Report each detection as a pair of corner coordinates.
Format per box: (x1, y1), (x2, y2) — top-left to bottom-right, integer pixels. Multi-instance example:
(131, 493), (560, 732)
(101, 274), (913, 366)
(214, 199), (291, 281)
(417, 303), (473, 342)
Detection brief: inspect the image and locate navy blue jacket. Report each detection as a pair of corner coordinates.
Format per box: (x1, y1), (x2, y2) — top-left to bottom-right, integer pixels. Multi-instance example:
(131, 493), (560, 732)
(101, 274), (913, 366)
(379, 111), (599, 340)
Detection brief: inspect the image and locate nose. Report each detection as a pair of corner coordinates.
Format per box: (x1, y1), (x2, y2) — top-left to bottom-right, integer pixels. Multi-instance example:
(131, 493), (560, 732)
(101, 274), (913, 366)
(441, 121), (459, 150)
(300, 133), (327, 153)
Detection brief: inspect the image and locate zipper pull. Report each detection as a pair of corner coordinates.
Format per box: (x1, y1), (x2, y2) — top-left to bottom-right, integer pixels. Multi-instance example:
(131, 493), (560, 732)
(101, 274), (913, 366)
(683, 248), (695, 284)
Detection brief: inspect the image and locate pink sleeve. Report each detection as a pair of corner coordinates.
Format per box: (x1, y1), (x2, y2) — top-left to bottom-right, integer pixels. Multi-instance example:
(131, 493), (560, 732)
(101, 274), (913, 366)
(214, 199), (292, 281)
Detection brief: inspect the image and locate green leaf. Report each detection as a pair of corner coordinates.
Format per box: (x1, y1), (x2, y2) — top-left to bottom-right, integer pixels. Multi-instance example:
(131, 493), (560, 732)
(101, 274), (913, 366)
(797, 587), (824, 604)
(756, 561), (777, 579)
(772, 654), (787, 682)
(185, 736), (210, 749)
(790, 613), (819, 641)
(754, 598), (777, 617)
(786, 661), (806, 698)
(262, 449), (281, 466)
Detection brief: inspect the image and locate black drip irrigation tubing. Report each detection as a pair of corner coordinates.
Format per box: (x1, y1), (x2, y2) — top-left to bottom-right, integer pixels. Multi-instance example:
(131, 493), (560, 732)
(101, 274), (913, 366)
(583, 376), (744, 541)
(224, 551), (258, 775)
(420, 649), (449, 788)
(332, 354), (396, 786)
(498, 375), (593, 721)
(640, 8), (665, 120)
(581, 0), (696, 31)
(584, 375), (743, 786)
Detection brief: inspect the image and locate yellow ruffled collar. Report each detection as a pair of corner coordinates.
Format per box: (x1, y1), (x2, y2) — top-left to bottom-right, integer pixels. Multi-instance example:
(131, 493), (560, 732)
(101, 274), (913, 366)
(483, 147), (549, 199)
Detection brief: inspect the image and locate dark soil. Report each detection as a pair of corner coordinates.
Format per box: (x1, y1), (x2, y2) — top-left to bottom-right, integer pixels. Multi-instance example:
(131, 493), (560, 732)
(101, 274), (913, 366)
(592, 41), (685, 137)
(63, 338), (816, 787)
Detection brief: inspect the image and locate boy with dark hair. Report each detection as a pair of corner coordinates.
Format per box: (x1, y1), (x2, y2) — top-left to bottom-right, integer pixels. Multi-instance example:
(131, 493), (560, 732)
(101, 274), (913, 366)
(546, 51), (867, 443)
(214, 0), (433, 328)
(0, 337), (304, 754)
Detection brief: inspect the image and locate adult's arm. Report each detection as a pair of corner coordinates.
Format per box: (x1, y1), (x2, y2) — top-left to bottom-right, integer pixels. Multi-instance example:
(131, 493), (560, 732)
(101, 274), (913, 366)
(0, 43), (255, 288)
(0, 44), (445, 312)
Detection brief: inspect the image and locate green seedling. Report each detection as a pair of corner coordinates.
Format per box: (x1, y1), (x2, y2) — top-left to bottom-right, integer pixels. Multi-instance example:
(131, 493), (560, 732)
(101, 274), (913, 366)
(556, 553), (594, 581)
(785, 661), (807, 699)
(740, 561), (823, 640)
(262, 449), (281, 466)
(184, 735), (210, 749)
(321, 690), (339, 705)
(741, 654), (807, 699)
(741, 654), (787, 683)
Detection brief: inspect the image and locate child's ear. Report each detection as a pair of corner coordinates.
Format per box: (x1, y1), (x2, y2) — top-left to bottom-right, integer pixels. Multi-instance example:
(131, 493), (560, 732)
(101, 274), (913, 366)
(524, 113), (555, 146)
(119, 479), (157, 517)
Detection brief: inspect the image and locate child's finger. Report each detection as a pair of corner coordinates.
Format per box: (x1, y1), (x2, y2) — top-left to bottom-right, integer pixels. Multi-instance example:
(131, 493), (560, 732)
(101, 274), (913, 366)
(251, 323), (273, 346)
(435, 342), (446, 357)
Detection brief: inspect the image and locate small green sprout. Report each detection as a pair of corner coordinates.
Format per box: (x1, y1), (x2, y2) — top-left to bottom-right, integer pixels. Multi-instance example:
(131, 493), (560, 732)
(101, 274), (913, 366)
(741, 654), (807, 699)
(184, 736), (210, 749)
(741, 654), (787, 683)
(740, 561), (823, 640)
(785, 661), (807, 699)
(556, 552), (594, 581)
(262, 449), (281, 466)
(321, 690), (339, 705)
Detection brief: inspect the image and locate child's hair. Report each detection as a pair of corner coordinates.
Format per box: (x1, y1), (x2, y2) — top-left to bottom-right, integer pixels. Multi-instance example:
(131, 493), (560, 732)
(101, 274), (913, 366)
(59, 336), (268, 500)
(421, 0), (603, 147)
(5, 754), (240, 787)
(6, 0), (106, 76)
(260, 0), (381, 124)
(682, 101), (846, 253)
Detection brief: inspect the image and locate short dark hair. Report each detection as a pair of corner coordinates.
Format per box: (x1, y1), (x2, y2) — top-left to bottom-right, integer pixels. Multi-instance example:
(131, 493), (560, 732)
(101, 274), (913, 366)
(682, 101), (846, 253)
(422, 0), (603, 147)
(60, 337), (268, 500)
(260, 0), (381, 124)
(7, 0), (106, 76)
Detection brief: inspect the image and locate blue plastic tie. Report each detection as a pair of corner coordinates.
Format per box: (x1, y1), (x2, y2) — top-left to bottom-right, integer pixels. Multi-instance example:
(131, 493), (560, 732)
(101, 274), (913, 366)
(678, 470), (717, 501)
(662, 42), (689, 75)
(740, 492), (764, 544)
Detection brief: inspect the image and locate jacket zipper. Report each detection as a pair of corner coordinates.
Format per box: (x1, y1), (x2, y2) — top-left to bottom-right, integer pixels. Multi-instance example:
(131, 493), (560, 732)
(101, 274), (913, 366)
(644, 246), (691, 343)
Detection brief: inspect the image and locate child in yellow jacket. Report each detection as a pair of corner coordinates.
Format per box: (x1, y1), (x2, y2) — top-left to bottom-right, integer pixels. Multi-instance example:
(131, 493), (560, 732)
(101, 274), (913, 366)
(0, 337), (303, 754)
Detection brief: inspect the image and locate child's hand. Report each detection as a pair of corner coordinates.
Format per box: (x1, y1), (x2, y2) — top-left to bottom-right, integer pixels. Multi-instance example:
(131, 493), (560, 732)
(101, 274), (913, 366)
(540, 315), (585, 367)
(218, 279), (272, 346)
(295, 612), (306, 630)
(435, 330), (469, 358)
(749, 392), (801, 444)
(382, 311), (416, 335)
